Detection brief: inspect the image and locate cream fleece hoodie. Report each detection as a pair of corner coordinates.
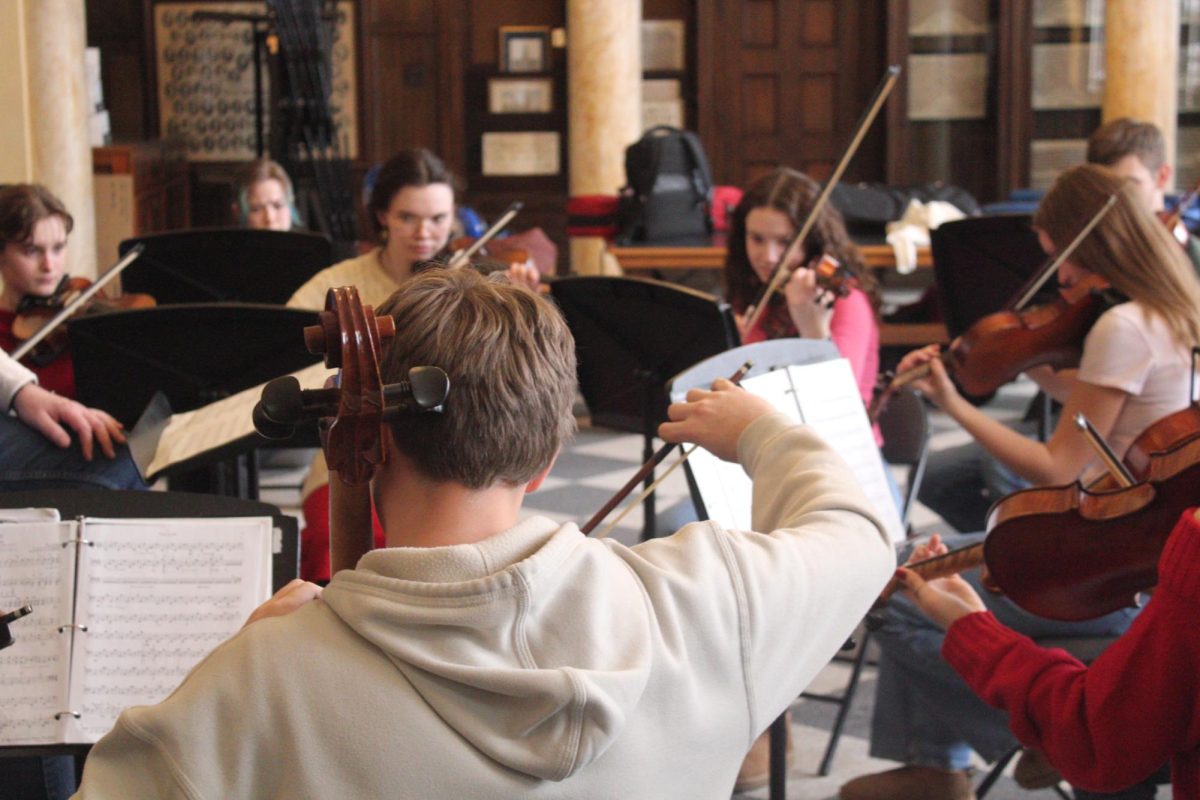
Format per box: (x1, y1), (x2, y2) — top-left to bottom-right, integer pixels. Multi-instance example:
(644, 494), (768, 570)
(74, 413), (894, 799)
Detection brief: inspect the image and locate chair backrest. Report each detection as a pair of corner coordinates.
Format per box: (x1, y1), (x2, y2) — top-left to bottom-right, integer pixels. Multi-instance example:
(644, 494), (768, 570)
(120, 228), (334, 305)
(929, 215), (1045, 338)
(875, 387), (930, 527)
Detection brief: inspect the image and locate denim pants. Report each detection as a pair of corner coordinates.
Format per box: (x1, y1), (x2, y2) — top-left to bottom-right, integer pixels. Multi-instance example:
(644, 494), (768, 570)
(0, 414), (145, 491)
(868, 532), (1141, 770)
(916, 440), (1031, 534)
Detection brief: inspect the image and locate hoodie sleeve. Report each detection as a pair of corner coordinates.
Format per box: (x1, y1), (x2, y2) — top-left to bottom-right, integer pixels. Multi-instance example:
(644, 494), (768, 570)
(724, 412), (895, 736)
(1, 350), (37, 411)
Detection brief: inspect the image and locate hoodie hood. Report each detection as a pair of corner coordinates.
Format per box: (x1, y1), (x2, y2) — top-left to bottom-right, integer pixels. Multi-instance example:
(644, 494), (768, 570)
(320, 516), (653, 781)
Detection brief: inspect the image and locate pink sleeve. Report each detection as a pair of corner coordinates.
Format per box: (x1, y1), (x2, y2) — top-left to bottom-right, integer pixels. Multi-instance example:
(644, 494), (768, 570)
(828, 289), (880, 410)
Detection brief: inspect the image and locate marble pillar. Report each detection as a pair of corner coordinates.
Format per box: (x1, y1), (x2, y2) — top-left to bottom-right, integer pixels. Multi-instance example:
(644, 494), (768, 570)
(26, 0), (97, 278)
(567, 0), (642, 275)
(1104, 0), (1179, 177)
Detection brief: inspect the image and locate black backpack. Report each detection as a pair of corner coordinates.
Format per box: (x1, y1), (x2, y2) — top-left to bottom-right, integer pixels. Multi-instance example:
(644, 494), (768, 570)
(618, 126), (714, 243)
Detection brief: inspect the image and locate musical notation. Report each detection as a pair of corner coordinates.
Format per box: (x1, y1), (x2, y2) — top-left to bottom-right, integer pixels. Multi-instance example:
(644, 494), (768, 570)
(0, 515), (272, 744)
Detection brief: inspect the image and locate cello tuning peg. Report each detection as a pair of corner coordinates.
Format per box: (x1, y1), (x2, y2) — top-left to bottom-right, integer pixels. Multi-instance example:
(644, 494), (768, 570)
(259, 376), (305, 425)
(407, 366), (450, 410)
(252, 400), (295, 440)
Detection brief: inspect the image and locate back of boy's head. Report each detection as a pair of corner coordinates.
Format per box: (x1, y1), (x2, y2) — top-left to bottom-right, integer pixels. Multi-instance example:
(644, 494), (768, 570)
(376, 268), (577, 489)
(1087, 118), (1165, 172)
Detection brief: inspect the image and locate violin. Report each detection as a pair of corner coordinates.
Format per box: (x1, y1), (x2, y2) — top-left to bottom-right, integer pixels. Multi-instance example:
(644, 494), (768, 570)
(7, 245), (149, 366)
(446, 202), (523, 268)
(869, 194), (1120, 420)
(253, 286), (449, 573)
(874, 404), (1200, 622)
(740, 254), (857, 343)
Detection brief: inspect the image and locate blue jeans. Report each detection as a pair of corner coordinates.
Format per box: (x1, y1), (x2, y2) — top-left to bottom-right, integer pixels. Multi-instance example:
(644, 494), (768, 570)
(0, 755), (76, 800)
(916, 440), (1030, 534)
(0, 414), (145, 491)
(868, 532), (1140, 770)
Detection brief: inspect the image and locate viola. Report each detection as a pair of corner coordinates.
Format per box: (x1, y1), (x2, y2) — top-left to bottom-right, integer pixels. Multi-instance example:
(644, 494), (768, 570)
(874, 404), (1200, 622)
(7, 245), (149, 366)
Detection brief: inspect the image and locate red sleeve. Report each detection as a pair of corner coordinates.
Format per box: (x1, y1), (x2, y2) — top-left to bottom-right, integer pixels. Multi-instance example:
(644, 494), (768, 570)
(942, 512), (1200, 792)
(828, 289), (879, 410)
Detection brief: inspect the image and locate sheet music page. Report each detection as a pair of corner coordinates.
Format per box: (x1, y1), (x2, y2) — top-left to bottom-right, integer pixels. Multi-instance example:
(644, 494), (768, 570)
(684, 360), (905, 543)
(0, 520), (77, 744)
(684, 369), (800, 531)
(64, 517), (273, 743)
(144, 361), (331, 479)
(785, 361), (905, 543)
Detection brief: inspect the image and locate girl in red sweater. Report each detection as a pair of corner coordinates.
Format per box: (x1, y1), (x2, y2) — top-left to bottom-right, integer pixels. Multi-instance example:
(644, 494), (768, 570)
(893, 512), (1200, 799)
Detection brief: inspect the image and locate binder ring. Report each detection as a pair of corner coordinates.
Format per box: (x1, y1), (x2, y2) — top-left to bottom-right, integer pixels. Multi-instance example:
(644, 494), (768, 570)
(61, 538), (93, 548)
(57, 623), (88, 633)
(53, 710), (81, 720)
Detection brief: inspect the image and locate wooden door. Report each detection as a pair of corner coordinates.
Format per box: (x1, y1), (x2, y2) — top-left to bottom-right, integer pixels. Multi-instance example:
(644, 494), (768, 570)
(697, 0), (888, 187)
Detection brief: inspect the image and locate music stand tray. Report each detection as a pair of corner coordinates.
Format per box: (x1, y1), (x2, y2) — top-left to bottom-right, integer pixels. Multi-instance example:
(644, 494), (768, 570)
(550, 276), (737, 537)
(120, 228), (333, 306)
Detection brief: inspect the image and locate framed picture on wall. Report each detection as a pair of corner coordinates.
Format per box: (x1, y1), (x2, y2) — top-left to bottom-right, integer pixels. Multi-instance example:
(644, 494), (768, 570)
(499, 26), (551, 73)
(488, 77), (554, 113)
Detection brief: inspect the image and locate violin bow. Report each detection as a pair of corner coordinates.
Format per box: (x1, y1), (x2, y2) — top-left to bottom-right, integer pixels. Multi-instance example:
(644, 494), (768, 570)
(9, 244), (145, 361)
(446, 202), (523, 269)
(580, 360), (753, 537)
(741, 65), (901, 337)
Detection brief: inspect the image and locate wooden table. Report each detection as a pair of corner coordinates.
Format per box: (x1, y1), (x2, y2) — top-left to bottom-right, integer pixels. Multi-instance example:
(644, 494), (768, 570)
(608, 242), (933, 271)
(608, 242), (945, 346)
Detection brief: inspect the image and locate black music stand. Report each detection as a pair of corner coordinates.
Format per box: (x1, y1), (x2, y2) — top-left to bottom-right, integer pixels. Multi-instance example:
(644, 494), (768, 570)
(68, 305), (321, 496)
(550, 276), (737, 539)
(929, 214), (1047, 338)
(119, 228), (333, 306)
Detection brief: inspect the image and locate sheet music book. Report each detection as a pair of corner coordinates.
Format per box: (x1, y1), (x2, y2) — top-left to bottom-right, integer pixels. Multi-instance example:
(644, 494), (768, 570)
(684, 359), (906, 543)
(130, 361), (331, 482)
(0, 514), (272, 745)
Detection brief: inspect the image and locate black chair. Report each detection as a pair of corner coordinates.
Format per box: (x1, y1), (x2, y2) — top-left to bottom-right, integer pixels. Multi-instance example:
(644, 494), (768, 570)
(119, 228), (334, 306)
(551, 276), (738, 539)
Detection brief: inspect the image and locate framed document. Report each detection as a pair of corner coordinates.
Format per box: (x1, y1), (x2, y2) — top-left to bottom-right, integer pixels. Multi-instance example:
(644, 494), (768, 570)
(641, 19), (685, 71)
(481, 132), (560, 176)
(499, 26), (551, 73)
(487, 77), (553, 114)
(907, 53), (988, 120)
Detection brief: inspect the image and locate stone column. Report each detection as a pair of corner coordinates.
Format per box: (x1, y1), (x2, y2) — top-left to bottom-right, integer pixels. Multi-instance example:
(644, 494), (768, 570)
(1104, 0), (1179, 179)
(26, 0), (97, 278)
(567, 0), (641, 275)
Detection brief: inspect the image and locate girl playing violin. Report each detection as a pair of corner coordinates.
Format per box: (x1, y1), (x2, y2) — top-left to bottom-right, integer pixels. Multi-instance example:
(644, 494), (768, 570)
(725, 167), (882, 410)
(0, 184), (77, 397)
(286, 149), (539, 583)
(841, 163), (1200, 800)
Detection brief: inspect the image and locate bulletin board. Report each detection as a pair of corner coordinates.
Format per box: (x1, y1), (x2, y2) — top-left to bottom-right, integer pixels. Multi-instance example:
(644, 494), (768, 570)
(153, 1), (358, 161)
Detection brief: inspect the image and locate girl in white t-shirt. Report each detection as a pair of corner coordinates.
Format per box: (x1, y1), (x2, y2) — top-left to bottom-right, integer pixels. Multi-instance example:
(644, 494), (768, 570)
(842, 162), (1200, 800)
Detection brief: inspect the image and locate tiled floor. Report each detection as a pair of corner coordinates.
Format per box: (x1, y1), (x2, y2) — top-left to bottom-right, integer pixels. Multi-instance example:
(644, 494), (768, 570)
(258, 376), (1168, 799)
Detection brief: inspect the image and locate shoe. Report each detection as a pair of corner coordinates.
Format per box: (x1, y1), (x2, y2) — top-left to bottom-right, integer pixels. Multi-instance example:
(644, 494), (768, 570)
(1013, 747), (1062, 789)
(733, 716), (795, 793)
(839, 765), (975, 800)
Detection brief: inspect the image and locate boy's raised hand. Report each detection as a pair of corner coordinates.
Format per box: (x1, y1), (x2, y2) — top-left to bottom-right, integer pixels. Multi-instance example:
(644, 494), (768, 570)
(658, 378), (776, 462)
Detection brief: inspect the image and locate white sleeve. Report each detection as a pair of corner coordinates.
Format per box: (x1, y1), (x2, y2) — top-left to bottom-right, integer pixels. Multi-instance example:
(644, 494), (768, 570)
(1077, 306), (1153, 395)
(0, 349), (36, 412)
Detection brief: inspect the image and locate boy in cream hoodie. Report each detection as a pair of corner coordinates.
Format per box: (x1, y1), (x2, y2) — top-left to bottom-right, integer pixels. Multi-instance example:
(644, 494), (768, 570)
(74, 267), (894, 799)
